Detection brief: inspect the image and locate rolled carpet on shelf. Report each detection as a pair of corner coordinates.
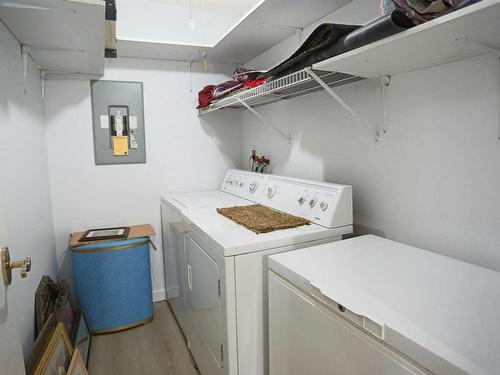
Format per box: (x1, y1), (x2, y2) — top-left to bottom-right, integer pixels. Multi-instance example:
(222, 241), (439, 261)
(263, 10), (414, 79)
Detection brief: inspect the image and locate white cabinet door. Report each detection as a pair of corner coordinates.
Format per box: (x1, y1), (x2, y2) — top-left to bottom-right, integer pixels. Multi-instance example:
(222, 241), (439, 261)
(269, 273), (426, 375)
(185, 234), (223, 367)
(0, 196), (25, 375)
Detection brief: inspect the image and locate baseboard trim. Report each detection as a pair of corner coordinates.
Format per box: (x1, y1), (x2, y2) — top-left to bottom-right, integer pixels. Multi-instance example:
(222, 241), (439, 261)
(153, 288), (166, 302)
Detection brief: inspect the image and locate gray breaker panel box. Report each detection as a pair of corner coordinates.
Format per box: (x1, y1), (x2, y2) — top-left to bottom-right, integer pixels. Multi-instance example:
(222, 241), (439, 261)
(91, 80), (146, 165)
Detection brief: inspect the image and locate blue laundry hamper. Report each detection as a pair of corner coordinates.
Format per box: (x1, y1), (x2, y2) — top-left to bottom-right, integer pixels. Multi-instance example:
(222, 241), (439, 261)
(71, 237), (153, 334)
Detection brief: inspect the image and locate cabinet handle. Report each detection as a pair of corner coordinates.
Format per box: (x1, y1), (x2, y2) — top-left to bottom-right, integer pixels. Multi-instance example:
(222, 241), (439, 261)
(187, 264), (192, 290)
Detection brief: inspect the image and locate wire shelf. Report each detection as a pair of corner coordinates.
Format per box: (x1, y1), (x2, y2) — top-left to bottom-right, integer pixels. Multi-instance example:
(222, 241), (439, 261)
(197, 68), (364, 116)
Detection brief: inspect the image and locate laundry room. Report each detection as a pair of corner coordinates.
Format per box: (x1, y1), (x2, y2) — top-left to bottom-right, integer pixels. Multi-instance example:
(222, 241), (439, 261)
(0, 1), (499, 375)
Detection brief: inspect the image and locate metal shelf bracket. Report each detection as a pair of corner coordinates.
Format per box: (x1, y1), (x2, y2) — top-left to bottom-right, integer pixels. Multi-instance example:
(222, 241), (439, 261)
(305, 67), (380, 142)
(467, 40), (500, 140)
(380, 75), (390, 134)
(236, 98), (292, 142)
(21, 44), (31, 94)
(40, 70), (46, 113)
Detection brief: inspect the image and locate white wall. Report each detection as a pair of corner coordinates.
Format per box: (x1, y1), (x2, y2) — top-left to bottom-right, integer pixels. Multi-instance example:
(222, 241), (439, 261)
(0, 23), (58, 355)
(242, 1), (500, 271)
(44, 58), (242, 299)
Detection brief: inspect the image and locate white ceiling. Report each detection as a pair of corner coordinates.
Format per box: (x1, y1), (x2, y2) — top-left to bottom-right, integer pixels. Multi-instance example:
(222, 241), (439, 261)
(117, 0), (264, 47)
(117, 0), (353, 64)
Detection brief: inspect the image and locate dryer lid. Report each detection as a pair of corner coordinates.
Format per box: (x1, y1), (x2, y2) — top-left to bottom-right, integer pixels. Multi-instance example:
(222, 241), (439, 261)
(164, 191), (250, 210)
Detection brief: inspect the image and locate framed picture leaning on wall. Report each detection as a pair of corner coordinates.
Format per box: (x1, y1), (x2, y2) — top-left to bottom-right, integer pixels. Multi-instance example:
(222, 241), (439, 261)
(67, 349), (89, 375)
(33, 323), (73, 375)
(26, 313), (57, 375)
(70, 310), (92, 367)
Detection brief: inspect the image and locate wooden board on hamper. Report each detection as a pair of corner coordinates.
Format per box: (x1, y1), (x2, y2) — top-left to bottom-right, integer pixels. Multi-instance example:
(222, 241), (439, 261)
(88, 302), (199, 375)
(69, 224), (155, 246)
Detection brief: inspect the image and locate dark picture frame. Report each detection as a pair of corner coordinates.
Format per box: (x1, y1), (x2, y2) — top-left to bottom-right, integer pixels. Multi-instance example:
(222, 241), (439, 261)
(35, 276), (58, 337)
(78, 226), (129, 242)
(70, 310), (92, 367)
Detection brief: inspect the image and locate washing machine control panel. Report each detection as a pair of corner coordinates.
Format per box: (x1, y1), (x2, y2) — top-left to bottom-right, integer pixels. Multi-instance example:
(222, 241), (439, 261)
(221, 170), (352, 228)
(262, 177), (352, 227)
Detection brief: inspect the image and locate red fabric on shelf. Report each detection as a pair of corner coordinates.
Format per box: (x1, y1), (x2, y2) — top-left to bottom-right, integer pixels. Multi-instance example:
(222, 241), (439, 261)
(242, 77), (268, 89)
(197, 84), (216, 109)
(196, 74), (267, 110)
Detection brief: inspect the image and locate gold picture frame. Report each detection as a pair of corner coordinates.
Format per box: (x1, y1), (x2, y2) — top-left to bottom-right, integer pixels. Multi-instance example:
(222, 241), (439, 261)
(67, 349), (89, 375)
(33, 323), (73, 375)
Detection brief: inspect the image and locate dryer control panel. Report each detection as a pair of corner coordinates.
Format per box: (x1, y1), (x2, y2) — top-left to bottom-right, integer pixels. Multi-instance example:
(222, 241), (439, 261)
(221, 171), (268, 201)
(221, 170), (352, 229)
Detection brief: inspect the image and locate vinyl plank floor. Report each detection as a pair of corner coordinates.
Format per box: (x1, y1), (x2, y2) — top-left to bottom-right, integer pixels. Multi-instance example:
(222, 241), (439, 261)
(88, 302), (199, 375)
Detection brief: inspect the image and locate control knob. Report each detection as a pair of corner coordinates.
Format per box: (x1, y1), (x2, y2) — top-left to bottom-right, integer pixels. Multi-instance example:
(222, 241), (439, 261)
(298, 197), (305, 205)
(309, 198), (317, 208)
(249, 182), (258, 193)
(267, 185), (276, 199)
(320, 202), (328, 211)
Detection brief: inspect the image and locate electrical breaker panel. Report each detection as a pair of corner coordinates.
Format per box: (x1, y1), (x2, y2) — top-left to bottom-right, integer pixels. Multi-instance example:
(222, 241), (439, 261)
(91, 80), (146, 165)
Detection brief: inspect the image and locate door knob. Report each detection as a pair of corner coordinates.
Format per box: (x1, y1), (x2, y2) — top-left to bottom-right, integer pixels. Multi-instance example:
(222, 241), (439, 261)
(1, 247), (32, 286)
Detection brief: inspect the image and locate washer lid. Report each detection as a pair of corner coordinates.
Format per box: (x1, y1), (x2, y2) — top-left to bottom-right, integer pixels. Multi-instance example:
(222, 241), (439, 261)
(268, 235), (500, 375)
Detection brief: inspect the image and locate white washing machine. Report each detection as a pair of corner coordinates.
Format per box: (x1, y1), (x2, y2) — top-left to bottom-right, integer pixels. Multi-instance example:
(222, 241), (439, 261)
(268, 235), (500, 375)
(161, 169), (353, 375)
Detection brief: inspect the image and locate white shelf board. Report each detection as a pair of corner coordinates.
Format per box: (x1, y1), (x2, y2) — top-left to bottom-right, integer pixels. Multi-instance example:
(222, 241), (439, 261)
(313, 0), (500, 77)
(0, 0), (105, 76)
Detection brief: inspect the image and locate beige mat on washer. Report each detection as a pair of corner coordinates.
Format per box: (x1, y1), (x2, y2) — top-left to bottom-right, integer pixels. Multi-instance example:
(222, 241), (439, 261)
(217, 204), (310, 234)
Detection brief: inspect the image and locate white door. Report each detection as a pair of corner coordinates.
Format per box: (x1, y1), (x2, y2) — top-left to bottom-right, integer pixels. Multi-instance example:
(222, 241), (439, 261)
(0, 196), (26, 375)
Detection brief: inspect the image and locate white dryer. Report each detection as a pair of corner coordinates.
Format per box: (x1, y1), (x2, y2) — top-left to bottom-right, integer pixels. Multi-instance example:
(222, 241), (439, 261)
(161, 169), (353, 375)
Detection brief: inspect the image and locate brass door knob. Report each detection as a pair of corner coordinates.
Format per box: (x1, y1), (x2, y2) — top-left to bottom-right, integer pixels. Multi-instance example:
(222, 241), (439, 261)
(1, 247), (32, 286)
